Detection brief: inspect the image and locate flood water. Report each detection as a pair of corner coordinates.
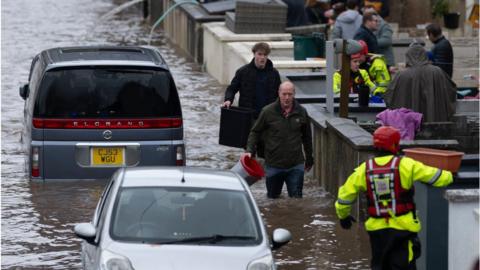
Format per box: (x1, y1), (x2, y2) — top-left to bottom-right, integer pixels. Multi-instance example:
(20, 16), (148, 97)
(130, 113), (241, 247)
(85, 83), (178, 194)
(1, 0), (370, 269)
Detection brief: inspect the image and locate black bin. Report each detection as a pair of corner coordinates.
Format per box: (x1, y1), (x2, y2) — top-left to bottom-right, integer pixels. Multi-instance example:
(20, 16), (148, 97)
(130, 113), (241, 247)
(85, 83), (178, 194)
(219, 106), (255, 148)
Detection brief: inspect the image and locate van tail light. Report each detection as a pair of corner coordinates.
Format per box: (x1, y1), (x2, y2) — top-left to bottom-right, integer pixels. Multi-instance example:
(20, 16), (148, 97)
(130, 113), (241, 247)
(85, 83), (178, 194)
(32, 118), (182, 129)
(31, 147), (40, 177)
(176, 146), (184, 166)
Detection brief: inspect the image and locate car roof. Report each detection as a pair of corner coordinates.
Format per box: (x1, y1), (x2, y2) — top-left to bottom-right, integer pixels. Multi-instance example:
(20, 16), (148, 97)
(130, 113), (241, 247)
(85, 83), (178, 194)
(41, 46), (168, 69)
(119, 167), (247, 191)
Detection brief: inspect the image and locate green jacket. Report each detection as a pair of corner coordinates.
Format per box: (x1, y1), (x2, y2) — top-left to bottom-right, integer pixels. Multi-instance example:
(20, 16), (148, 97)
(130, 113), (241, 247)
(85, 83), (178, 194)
(333, 69), (376, 94)
(246, 99), (313, 169)
(366, 54), (391, 95)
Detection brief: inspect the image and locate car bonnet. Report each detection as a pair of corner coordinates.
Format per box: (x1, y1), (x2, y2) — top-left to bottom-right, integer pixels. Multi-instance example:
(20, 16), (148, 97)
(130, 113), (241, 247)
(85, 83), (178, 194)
(106, 242), (271, 270)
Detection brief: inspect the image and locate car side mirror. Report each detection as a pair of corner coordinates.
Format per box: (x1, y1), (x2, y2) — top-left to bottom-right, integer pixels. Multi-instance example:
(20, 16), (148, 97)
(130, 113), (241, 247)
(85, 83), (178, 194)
(271, 228), (291, 250)
(74, 223), (97, 245)
(19, 84), (29, 100)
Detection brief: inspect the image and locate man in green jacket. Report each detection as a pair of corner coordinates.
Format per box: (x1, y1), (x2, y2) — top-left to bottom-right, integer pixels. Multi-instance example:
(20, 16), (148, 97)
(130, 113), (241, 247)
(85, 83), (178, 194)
(244, 81), (314, 198)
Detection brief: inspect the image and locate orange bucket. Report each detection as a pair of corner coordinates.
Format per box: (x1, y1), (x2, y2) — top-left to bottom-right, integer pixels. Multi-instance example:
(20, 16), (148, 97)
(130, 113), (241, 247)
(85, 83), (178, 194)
(403, 147), (464, 172)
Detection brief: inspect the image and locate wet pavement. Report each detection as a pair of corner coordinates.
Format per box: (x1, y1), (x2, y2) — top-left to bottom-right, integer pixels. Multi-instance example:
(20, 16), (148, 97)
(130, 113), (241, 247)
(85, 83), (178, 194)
(1, 0), (369, 269)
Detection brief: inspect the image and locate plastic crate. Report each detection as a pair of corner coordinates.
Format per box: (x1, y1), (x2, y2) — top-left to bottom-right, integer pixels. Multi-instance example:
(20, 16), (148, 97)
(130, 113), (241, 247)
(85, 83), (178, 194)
(403, 147), (465, 172)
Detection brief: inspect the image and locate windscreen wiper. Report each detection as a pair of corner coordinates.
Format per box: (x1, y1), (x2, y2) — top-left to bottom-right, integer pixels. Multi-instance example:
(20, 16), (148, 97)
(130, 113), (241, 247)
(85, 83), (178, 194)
(159, 235), (256, 245)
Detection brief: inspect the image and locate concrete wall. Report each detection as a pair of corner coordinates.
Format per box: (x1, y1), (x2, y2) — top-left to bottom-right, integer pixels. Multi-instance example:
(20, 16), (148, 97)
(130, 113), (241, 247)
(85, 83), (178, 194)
(445, 189), (479, 270)
(304, 104), (461, 221)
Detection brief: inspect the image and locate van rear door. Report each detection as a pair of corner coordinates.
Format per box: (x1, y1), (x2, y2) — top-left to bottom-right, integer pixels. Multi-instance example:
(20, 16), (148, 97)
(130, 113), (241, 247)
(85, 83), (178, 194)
(33, 67), (183, 179)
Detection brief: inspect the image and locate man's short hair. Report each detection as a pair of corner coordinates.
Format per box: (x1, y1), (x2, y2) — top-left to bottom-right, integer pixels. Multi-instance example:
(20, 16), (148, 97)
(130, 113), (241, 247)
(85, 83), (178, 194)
(426, 23), (442, 38)
(362, 10), (377, 24)
(252, 42), (271, 55)
(346, 0), (358, 10)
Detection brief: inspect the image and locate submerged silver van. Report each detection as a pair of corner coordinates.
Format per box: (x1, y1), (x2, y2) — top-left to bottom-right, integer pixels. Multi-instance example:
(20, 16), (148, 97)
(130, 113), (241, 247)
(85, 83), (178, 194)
(20, 46), (185, 180)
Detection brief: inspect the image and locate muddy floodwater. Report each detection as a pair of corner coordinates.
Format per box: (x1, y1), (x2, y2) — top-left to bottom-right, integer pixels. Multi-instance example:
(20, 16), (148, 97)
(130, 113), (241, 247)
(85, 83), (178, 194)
(1, 0), (370, 269)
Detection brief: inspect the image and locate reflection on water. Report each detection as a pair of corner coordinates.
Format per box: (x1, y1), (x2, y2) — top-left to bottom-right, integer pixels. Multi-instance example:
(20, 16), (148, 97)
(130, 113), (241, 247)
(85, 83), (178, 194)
(1, 0), (369, 269)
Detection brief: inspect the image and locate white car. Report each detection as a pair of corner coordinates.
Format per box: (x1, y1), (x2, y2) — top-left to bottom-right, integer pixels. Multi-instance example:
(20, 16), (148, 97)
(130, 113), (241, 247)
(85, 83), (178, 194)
(74, 167), (291, 270)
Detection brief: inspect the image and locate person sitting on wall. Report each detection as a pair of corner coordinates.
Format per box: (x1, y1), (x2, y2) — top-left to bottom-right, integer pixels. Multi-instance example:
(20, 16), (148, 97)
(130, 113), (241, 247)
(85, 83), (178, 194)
(384, 43), (457, 122)
(333, 52), (377, 95)
(356, 40), (391, 96)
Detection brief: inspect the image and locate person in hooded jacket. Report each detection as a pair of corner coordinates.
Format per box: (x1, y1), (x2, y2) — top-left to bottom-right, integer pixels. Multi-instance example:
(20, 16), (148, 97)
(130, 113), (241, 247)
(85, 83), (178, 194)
(223, 42), (281, 119)
(331, 0), (362, 40)
(384, 43), (457, 122)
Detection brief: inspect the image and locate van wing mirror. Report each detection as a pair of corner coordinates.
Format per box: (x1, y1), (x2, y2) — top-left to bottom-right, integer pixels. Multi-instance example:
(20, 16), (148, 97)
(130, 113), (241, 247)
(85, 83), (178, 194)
(19, 84), (29, 100)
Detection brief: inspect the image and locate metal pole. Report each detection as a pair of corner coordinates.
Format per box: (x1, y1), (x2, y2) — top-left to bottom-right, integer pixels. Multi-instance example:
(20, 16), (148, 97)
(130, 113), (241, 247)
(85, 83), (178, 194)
(143, 0), (149, 19)
(339, 40), (350, 118)
(325, 41), (334, 115)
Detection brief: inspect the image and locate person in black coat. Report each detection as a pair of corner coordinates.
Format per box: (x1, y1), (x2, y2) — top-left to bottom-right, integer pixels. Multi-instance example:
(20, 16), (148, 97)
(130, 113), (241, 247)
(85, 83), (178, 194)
(426, 23), (454, 78)
(223, 42), (281, 119)
(353, 10), (379, 53)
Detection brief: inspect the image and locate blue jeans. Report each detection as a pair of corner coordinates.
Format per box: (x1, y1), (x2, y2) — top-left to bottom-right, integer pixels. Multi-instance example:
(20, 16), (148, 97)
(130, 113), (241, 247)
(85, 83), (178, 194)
(265, 164), (304, 198)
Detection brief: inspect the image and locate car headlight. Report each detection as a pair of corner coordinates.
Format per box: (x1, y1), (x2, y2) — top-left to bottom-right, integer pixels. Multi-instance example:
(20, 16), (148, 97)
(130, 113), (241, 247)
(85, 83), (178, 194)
(100, 249), (135, 270)
(247, 254), (275, 270)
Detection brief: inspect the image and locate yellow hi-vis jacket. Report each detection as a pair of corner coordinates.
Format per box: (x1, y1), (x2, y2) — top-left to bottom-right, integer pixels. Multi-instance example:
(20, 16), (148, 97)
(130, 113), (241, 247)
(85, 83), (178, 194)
(333, 69), (376, 94)
(367, 54), (391, 96)
(335, 155), (453, 233)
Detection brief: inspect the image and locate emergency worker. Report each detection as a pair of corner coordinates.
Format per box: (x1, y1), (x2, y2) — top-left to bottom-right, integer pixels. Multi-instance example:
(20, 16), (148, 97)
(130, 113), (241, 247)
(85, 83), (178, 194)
(335, 126), (453, 270)
(356, 40), (391, 96)
(333, 53), (376, 94)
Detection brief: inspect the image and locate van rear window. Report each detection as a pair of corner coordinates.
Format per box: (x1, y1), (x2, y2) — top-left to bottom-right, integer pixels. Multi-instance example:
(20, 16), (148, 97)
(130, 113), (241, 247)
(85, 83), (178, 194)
(34, 67), (181, 118)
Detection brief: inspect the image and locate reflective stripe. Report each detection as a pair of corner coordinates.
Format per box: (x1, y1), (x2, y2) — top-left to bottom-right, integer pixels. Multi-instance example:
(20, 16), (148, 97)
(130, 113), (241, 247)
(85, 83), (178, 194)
(427, 169), (443, 185)
(368, 159), (381, 216)
(337, 198), (355, 205)
(378, 82), (390, 87)
(390, 157), (398, 215)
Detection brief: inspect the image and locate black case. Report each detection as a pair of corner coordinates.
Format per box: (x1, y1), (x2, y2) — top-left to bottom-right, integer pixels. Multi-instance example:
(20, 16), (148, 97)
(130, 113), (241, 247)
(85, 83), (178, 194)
(219, 106), (254, 148)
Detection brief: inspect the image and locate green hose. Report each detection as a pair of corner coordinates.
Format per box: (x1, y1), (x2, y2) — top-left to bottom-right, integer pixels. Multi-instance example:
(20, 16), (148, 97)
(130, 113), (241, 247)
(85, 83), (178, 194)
(148, 0), (199, 45)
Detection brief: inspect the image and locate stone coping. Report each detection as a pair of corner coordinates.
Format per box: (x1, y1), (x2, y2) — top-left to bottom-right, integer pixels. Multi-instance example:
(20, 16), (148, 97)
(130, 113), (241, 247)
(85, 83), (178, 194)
(176, 0), (224, 22)
(304, 104), (460, 150)
(444, 189), (479, 203)
(228, 41), (326, 68)
(202, 22), (291, 42)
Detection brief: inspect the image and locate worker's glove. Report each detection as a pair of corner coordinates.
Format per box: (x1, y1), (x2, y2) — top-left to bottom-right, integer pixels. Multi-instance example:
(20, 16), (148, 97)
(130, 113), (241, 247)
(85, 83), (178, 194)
(339, 215), (356, 230)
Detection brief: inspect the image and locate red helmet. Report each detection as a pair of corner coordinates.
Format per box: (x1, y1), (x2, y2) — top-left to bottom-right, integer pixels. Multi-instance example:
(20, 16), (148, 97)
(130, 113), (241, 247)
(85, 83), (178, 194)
(373, 126), (401, 154)
(358, 40), (369, 55)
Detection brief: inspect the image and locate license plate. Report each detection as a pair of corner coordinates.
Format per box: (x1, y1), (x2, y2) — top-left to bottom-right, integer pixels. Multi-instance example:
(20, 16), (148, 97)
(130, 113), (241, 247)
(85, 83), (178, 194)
(91, 147), (124, 166)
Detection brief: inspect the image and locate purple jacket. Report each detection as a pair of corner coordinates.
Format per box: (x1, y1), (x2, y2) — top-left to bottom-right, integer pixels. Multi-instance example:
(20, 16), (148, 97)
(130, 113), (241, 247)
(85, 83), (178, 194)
(376, 108), (423, 140)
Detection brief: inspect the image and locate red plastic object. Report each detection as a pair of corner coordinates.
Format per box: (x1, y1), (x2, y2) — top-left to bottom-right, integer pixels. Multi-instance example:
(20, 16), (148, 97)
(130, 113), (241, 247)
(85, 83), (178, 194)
(240, 155), (265, 179)
(403, 147), (464, 172)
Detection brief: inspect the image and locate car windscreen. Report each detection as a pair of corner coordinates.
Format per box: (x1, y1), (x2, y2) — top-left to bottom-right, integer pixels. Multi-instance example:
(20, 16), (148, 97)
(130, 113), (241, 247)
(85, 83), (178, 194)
(34, 67), (181, 118)
(110, 187), (262, 246)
